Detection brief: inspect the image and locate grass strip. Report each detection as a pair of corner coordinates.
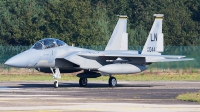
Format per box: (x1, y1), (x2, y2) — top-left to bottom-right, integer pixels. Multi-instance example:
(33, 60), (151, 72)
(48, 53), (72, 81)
(176, 91), (200, 103)
(0, 73), (200, 81)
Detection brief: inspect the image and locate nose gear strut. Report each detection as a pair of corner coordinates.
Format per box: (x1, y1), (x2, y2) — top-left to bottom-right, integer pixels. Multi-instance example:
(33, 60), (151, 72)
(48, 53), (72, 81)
(50, 67), (61, 88)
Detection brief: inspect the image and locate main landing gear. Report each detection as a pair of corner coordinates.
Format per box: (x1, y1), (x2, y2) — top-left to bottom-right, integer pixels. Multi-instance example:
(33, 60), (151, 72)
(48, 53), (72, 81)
(108, 76), (117, 87)
(78, 77), (117, 87)
(50, 67), (61, 88)
(79, 78), (88, 87)
(77, 74), (117, 87)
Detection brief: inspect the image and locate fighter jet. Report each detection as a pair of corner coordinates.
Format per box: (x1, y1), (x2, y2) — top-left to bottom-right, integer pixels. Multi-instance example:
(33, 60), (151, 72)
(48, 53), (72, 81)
(5, 14), (193, 88)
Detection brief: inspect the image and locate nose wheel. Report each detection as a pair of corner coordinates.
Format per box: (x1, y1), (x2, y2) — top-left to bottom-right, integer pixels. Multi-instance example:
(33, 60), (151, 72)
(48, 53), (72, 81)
(54, 80), (58, 88)
(79, 78), (88, 87)
(109, 77), (117, 87)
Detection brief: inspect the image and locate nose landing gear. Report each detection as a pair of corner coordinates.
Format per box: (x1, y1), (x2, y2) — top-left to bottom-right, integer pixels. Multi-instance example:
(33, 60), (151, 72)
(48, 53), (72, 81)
(50, 67), (61, 88)
(54, 80), (58, 88)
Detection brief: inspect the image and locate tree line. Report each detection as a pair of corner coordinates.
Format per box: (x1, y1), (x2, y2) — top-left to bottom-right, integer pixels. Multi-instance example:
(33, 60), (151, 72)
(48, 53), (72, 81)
(0, 0), (199, 46)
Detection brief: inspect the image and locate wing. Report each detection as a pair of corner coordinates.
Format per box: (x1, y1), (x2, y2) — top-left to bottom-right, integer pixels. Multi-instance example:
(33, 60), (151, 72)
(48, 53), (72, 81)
(77, 51), (185, 58)
(77, 51), (194, 62)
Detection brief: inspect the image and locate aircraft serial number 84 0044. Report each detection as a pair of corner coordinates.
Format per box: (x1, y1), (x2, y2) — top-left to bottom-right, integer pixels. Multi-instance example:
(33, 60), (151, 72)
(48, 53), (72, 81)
(5, 14), (193, 88)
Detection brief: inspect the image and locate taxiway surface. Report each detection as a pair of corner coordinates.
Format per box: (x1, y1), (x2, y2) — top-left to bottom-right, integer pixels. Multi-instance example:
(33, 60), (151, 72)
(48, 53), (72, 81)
(0, 81), (199, 111)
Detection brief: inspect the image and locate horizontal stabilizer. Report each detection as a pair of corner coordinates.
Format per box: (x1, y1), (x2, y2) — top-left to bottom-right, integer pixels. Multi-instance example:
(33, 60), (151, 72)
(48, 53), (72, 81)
(157, 58), (194, 62)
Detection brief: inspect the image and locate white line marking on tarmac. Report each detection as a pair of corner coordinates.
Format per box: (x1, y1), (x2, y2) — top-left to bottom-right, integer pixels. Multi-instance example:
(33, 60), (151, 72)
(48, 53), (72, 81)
(0, 103), (199, 112)
(0, 95), (62, 97)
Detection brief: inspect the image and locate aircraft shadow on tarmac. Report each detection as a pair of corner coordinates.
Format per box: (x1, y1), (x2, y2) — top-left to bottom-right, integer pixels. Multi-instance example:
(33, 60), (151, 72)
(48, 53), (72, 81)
(8, 83), (164, 88)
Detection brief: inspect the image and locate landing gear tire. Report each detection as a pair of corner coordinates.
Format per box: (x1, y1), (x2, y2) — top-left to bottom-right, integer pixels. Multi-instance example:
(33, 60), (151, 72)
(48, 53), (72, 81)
(54, 80), (58, 88)
(79, 78), (88, 87)
(109, 77), (117, 87)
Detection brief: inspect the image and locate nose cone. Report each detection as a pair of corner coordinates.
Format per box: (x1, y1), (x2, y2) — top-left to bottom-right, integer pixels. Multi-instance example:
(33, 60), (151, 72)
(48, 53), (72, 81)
(4, 54), (29, 67)
(5, 49), (41, 68)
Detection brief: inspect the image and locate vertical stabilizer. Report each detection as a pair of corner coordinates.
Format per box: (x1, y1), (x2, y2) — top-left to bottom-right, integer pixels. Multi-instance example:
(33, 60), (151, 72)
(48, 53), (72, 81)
(105, 15), (128, 51)
(142, 14), (164, 54)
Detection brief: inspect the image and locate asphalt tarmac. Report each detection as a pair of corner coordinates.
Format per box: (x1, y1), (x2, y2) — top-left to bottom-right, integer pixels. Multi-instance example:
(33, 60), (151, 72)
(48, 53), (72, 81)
(0, 81), (200, 111)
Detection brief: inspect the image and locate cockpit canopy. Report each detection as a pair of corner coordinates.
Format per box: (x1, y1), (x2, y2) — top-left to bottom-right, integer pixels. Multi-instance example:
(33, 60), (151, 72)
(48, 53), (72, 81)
(31, 38), (67, 50)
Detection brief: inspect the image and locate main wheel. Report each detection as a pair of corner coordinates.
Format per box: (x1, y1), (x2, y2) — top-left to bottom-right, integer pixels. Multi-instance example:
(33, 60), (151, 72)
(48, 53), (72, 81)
(79, 78), (88, 87)
(109, 77), (117, 87)
(54, 80), (58, 88)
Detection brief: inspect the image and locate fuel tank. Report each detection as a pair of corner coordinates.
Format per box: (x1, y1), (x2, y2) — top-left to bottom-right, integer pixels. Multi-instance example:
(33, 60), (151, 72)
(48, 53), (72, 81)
(98, 64), (146, 74)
